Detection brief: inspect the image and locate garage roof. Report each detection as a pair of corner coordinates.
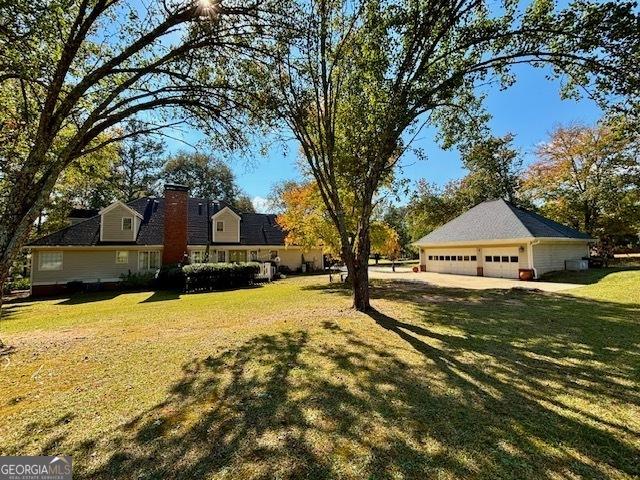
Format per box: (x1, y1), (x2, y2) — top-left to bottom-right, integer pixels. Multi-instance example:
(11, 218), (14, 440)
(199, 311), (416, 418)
(414, 199), (592, 245)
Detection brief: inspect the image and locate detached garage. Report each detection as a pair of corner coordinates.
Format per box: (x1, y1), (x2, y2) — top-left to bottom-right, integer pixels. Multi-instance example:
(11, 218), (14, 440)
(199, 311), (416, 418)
(413, 199), (592, 279)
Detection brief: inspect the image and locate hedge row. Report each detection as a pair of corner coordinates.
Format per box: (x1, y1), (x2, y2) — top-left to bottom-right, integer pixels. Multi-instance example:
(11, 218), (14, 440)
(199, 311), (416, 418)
(183, 262), (261, 292)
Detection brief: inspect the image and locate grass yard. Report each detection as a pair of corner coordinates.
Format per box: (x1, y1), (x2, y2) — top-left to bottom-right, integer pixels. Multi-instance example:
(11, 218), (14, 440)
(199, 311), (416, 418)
(0, 271), (638, 479)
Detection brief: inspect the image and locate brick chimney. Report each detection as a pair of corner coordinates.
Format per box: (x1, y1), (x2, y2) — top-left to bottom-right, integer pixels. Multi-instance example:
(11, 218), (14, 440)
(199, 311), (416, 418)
(163, 184), (189, 265)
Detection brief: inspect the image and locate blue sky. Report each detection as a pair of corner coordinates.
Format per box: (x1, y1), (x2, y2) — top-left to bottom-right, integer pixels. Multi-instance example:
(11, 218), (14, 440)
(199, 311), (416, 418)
(165, 64), (603, 211)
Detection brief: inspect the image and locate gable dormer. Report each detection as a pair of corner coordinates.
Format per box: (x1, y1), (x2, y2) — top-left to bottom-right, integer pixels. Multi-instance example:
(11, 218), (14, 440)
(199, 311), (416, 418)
(211, 206), (240, 243)
(99, 201), (143, 242)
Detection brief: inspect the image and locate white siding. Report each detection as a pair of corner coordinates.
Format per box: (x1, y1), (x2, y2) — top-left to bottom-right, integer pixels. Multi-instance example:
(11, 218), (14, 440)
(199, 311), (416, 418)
(532, 242), (590, 276)
(212, 209), (240, 243)
(31, 249), (157, 285)
(101, 204), (140, 242)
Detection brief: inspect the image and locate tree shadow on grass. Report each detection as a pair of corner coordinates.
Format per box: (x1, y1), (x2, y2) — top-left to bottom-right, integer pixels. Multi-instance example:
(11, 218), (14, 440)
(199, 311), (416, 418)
(540, 266), (640, 285)
(57, 290), (123, 305)
(139, 290), (182, 303)
(59, 279), (640, 479)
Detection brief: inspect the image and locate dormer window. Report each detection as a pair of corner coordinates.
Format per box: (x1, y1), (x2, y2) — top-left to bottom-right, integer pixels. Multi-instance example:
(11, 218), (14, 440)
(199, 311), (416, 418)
(122, 217), (133, 231)
(216, 221), (224, 232)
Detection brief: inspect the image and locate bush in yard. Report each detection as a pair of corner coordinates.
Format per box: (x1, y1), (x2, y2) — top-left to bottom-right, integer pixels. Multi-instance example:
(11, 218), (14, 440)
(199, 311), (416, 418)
(119, 271), (156, 290)
(155, 264), (185, 290)
(66, 280), (84, 293)
(2, 277), (30, 294)
(183, 262), (261, 292)
(277, 265), (292, 275)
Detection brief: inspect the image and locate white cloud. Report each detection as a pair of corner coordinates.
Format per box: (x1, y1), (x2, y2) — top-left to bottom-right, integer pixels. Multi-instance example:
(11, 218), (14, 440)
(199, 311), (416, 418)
(252, 196), (272, 213)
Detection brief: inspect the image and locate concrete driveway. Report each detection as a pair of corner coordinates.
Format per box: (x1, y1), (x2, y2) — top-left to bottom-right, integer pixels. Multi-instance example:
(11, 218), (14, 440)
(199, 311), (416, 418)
(368, 266), (579, 293)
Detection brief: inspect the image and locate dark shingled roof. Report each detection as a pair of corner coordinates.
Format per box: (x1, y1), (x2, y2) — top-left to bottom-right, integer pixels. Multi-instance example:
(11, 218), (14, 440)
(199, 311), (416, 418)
(415, 199), (592, 245)
(68, 208), (99, 219)
(28, 197), (287, 247)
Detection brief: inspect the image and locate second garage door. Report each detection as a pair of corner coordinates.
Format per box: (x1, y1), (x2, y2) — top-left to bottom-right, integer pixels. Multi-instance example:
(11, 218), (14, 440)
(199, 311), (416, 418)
(482, 247), (520, 279)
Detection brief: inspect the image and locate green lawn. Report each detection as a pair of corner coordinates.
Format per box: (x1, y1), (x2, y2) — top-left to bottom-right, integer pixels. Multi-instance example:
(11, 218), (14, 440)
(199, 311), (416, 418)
(1, 270), (638, 479)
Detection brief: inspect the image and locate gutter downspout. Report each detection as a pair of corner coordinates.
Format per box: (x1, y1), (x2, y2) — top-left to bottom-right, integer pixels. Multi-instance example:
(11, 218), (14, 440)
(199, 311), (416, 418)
(528, 240), (540, 279)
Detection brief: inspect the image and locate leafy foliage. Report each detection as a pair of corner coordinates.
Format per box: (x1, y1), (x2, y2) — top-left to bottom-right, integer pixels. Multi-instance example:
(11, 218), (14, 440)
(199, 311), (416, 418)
(162, 152), (254, 212)
(113, 120), (166, 202)
(1, 277), (30, 294)
(119, 271), (157, 290)
(276, 181), (401, 258)
(183, 262), (261, 291)
(523, 117), (640, 248)
(460, 134), (525, 206)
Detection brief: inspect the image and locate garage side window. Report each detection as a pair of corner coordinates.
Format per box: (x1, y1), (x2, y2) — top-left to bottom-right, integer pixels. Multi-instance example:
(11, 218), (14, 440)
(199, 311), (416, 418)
(39, 251), (63, 271)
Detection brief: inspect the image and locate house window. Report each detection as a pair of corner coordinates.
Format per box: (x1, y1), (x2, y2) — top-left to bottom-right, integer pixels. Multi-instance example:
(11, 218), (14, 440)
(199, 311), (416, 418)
(510, 256), (519, 263)
(138, 251), (160, 270)
(116, 251), (129, 264)
(217, 250), (226, 262)
(485, 256), (492, 262)
(39, 251), (63, 271)
(216, 221), (224, 232)
(270, 250), (278, 260)
(122, 217), (133, 231)
(250, 250), (258, 261)
(229, 250), (247, 263)
(191, 251), (204, 264)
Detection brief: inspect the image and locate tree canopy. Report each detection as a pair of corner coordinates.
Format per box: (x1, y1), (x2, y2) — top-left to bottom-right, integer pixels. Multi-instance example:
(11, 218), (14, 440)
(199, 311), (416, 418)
(523, 118), (640, 247)
(276, 181), (400, 258)
(162, 151), (255, 212)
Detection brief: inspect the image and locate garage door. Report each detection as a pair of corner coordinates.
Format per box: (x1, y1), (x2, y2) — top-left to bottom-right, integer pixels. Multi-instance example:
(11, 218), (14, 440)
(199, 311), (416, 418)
(424, 249), (477, 276)
(482, 248), (520, 279)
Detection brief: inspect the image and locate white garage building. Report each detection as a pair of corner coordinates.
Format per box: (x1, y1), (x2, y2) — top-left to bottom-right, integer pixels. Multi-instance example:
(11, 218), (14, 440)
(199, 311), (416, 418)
(413, 199), (592, 279)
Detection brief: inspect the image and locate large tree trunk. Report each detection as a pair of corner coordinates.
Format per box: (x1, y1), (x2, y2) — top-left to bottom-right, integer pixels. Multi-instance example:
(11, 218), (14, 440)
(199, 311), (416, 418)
(342, 228), (371, 311)
(350, 259), (370, 311)
(0, 164), (61, 318)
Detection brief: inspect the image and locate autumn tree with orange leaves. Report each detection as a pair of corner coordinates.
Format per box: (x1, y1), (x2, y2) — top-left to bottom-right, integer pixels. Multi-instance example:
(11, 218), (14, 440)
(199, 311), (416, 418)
(276, 182), (401, 262)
